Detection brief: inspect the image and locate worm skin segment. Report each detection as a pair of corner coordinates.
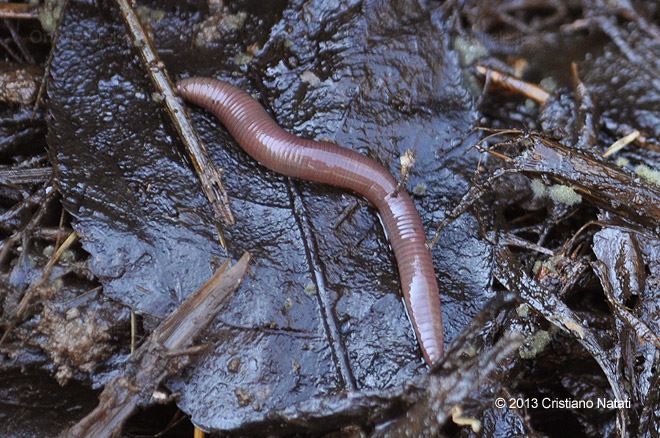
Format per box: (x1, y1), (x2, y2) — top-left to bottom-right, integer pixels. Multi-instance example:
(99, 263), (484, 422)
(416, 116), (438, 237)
(177, 77), (444, 364)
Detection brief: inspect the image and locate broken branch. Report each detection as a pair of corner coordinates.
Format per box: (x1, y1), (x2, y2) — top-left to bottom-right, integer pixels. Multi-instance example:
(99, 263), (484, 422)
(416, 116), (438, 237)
(66, 252), (251, 438)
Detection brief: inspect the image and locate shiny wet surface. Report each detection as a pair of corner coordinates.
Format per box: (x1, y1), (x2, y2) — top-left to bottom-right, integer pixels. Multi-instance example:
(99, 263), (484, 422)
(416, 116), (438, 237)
(48, 0), (487, 432)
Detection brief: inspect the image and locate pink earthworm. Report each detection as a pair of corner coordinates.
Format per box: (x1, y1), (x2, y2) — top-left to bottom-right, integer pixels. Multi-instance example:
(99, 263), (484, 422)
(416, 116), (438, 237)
(177, 77), (444, 364)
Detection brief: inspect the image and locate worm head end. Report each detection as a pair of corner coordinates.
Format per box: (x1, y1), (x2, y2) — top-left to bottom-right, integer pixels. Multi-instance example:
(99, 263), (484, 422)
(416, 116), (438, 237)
(175, 78), (196, 98)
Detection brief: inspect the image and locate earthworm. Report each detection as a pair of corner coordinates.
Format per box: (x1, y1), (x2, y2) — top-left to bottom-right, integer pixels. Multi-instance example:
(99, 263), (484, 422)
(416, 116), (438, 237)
(177, 77), (444, 365)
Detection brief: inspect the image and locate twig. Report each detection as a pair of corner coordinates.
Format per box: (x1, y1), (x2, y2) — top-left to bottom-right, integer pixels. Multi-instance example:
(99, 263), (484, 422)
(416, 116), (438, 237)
(66, 252), (251, 438)
(602, 130), (640, 157)
(0, 3), (38, 20)
(332, 200), (360, 230)
(114, 0), (235, 238)
(0, 184), (53, 259)
(0, 167), (52, 185)
(32, 0), (68, 118)
(515, 135), (660, 229)
(477, 134), (660, 230)
(0, 231), (78, 345)
(561, 220), (603, 254)
(3, 18), (35, 64)
(53, 205), (66, 262)
(475, 65), (550, 104)
(496, 232), (554, 255)
(32, 227), (74, 241)
(570, 62), (597, 149)
(592, 261), (660, 348)
(428, 168), (517, 249)
(0, 108), (44, 127)
(493, 245), (629, 436)
(0, 37), (24, 63)
(154, 410), (190, 437)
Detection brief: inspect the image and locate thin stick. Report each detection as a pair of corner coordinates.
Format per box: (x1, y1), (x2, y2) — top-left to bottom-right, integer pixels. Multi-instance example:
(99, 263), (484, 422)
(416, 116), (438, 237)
(3, 19), (35, 64)
(428, 168), (517, 249)
(603, 130), (640, 157)
(0, 37), (23, 63)
(53, 207), (66, 262)
(0, 230), (78, 345)
(484, 148), (512, 162)
(570, 62), (596, 149)
(114, 0), (234, 239)
(130, 309), (137, 354)
(49, 231), (77, 267)
(0, 167), (52, 185)
(32, 0), (69, 118)
(33, 227), (73, 241)
(476, 65), (550, 104)
(333, 200), (360, 230)
(497, 232), (554, 255)
(0, 4), (38, 20)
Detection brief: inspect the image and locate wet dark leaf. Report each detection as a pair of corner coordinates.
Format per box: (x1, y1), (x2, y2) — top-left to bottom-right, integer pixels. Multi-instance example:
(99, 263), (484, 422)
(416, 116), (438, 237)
(48, 0), (488, 433)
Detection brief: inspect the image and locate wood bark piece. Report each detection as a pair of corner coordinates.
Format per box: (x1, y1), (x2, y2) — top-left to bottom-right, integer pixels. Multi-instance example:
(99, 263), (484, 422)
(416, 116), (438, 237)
(66, 252), (251, 438)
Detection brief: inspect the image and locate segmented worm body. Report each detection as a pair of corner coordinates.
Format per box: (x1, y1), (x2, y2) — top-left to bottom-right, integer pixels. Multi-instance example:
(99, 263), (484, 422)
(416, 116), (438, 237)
(177, 77), (444, 364)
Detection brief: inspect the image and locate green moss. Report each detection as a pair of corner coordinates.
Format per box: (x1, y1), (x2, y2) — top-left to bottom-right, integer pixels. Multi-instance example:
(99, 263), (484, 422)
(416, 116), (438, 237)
(534, 255), (562, 275)
(194, 11), (248, 48)
(59, 249), (76, 264)
(136, 5), (166, 25)
(222, 11), (247, 31)
(519, 330), (552, 359)
(304, 282), (317, 296)
(412, 182), (427, 196)
(635, 164), (660, 187)
(234, 52), (253, 66)
(530, 178), (546, 198)
(461, 344), (477, 358)
(516, 303), (530, 318)
(43, 245), (55, 258)
(548, 184), (582, 206)
(615, 157), (630, 168)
